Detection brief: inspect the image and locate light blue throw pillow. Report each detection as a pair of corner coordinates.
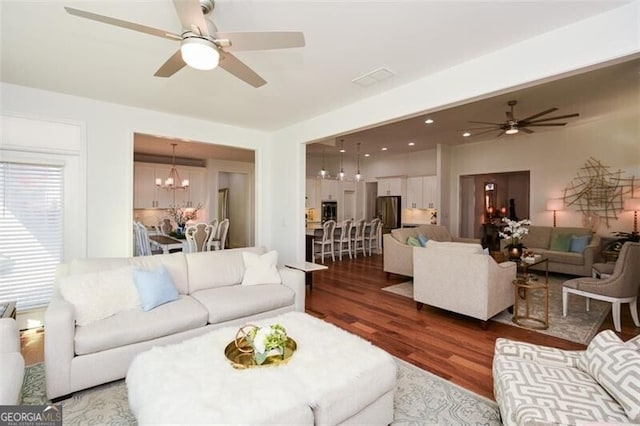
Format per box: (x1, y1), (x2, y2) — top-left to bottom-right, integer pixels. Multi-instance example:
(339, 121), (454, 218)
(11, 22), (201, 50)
(569, 234), (591, 253)
(132, 266), (179, 311)
(417, 234), (429, 247)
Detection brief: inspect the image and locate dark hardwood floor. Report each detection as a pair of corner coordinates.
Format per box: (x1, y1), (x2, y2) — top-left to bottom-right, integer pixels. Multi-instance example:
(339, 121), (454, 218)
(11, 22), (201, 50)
(20, 252), (639, 401)
(305, 253), (640, 400)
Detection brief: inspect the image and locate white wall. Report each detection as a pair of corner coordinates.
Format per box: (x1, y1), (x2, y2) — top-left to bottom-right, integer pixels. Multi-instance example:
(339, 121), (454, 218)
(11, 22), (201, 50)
(271, 2), (639, 262)
(1, 83), (271, 258)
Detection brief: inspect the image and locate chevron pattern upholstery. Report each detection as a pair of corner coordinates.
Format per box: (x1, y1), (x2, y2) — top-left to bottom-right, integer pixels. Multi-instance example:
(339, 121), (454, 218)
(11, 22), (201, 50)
(494, 332), (636, 425)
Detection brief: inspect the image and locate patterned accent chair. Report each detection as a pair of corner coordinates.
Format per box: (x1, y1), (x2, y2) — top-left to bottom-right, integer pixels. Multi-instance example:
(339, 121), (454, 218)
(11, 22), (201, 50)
(494, 330), (640, 425)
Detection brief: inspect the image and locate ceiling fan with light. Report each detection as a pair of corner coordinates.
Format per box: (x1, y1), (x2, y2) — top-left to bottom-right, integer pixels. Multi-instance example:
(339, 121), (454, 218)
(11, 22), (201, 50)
(467, 100), (579, 137)
(64, 0), (305, 87)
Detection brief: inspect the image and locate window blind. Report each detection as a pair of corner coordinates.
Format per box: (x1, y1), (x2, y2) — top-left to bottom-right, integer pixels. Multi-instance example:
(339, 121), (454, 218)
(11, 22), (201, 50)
(0, 161), (63, 311)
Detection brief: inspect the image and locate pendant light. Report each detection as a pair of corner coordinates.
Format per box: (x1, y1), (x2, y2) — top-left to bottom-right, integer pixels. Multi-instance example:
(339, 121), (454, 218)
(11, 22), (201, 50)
(156, 143), (189, 190)
(318, 146), (329, 179)
(355, 142), (362, 182)
(338, 139), (345, 181)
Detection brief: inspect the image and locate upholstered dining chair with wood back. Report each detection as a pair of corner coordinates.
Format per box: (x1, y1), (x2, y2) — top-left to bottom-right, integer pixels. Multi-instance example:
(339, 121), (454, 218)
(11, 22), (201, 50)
(185, 223), (214, 253)
(562, 241), (640, 332)
(313, 220), (336, 263)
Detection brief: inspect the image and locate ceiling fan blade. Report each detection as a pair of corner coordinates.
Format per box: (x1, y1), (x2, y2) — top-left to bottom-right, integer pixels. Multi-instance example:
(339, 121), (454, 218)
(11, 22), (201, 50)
(525, 123), (568, 127)
(525, 113), (580, 124)
(154, 50), (187, 78)
(519, 107), (558, 122)
(218, 52), (266, 87)
(173, 0), (209, 36)
(520, 127), (534, 134)
(215, 31), (305, 51)
(64, 7), (182, 41)
(468, 120), (503, 126)
(465, 126), (502, 130)
(496, 131), (507, 138)
(469, 128), (503, 137)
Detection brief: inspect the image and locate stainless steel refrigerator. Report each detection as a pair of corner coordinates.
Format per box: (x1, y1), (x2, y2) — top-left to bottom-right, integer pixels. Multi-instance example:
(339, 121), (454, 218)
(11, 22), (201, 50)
(376, 196), (402, 234)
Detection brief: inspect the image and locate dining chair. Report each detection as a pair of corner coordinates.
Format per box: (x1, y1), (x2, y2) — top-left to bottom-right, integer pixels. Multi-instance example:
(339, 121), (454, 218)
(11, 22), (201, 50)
(351, 219), (366, 258)
(335, 219), (354, 260)
(313, 220), (336, 263)
(210, 218), (229, 250)
(134, 222), (162, 256)
(365, 218), (382, 256)
(185, 223), (214, 252)
(156, 218), (173, 235)
(562, 241), (640, 332)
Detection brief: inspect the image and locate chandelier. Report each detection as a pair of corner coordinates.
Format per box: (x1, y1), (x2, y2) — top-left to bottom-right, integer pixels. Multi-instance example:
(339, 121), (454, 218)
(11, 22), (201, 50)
(155, 143), (189, 190)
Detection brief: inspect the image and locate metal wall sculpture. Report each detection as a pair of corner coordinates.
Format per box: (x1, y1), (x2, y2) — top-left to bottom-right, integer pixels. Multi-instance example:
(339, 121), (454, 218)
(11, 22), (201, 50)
(563, 157), (637, 228)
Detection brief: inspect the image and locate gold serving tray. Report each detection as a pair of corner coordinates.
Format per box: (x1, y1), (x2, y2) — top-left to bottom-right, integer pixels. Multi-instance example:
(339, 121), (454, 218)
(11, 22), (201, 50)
(224, 337), (297, 369)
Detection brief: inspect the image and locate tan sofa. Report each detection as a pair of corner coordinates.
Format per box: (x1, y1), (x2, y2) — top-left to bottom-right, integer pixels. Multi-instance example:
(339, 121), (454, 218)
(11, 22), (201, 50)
(383, 225), (480, 277)
(500, 226), (600, 276)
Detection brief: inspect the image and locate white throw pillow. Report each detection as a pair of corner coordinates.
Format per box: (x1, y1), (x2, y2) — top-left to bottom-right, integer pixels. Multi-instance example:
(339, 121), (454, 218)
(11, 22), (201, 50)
(59, 266), (140, 326)
(241, 250), (281, 286)
(425, 240), (484, 254)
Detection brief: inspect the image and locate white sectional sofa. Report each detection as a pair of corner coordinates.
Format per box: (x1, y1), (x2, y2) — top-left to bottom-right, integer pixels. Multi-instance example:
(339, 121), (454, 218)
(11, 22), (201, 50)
(44, 247), (305, 400)
(494, 330), (640, 425)
(0, 318), (25, 405)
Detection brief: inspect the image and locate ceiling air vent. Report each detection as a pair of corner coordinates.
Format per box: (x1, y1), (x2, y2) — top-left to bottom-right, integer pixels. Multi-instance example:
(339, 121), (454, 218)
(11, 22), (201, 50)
(352, 67), (395, 87)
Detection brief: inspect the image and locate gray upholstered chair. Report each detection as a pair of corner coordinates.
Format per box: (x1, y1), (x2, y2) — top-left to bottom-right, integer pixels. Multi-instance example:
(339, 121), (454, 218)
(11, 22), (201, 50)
(562, 242), (640, 332)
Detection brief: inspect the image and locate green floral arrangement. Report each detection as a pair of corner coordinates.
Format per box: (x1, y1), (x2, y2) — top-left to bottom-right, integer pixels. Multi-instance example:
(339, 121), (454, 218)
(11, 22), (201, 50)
(246, 324), (288, 365)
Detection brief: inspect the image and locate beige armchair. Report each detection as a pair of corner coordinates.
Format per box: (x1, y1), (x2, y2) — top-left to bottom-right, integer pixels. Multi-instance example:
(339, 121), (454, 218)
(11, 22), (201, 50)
(562, 241), (640, 332)
(413, 241), (516, 328)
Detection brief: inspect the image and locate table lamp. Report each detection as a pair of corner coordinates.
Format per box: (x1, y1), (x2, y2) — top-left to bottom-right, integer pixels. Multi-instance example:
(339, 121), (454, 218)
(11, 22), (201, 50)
(624, 197), (640, 233)
(546, 199), (564, 227)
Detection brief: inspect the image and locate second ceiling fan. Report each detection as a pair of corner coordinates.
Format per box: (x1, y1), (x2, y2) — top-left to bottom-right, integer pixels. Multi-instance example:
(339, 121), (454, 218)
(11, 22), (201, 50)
(65, 0), (305, 88)
(467, 100), (579, 137)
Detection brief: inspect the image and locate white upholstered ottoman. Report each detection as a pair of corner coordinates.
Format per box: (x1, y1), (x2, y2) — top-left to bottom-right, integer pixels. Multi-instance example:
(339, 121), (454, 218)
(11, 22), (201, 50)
(127, 311), (396, 425)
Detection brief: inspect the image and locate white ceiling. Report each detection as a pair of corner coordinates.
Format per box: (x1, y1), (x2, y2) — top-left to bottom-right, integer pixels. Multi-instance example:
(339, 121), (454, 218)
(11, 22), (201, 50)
(1, 0), (632, 136)
(307, 58), (640, 159)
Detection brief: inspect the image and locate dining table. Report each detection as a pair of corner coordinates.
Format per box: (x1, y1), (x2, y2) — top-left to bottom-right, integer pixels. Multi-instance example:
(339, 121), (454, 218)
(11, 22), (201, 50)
(149, 234), (191, 254)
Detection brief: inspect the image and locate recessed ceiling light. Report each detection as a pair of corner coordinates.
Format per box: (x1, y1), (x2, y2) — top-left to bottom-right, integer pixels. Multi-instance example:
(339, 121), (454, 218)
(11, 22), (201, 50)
(381, 147), (387, 151)
(364, 153), (370, 157)
(463, 132), (471, 137)
(408, 142), (415, 146)
(424, 119), (434, 124)
(339, 149), (346, 153)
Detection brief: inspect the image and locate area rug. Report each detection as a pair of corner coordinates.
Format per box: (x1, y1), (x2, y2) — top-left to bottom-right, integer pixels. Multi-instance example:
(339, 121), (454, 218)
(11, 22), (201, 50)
(22, 359), (500, 425)
(382, 274), (610, 345)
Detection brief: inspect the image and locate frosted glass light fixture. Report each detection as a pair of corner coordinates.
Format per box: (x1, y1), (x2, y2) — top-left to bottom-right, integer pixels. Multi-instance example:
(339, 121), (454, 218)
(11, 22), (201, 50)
(181, 37), (220, 70)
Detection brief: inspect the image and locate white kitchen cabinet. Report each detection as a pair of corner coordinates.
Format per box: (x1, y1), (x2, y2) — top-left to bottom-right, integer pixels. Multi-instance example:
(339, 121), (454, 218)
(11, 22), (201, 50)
(405, 176), (437, 209)
(320, 179), (339, 201)
(422, 175), (437, 209)
(406, 177), (422, 209)
(134, 163), (160, 208)
(377, 177), (405, 197)
(134, 162), (205, 209)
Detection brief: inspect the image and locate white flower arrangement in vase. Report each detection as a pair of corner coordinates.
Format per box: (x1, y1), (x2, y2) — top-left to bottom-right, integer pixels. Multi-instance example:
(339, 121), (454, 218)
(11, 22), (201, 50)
(498, 218), (532, 248)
